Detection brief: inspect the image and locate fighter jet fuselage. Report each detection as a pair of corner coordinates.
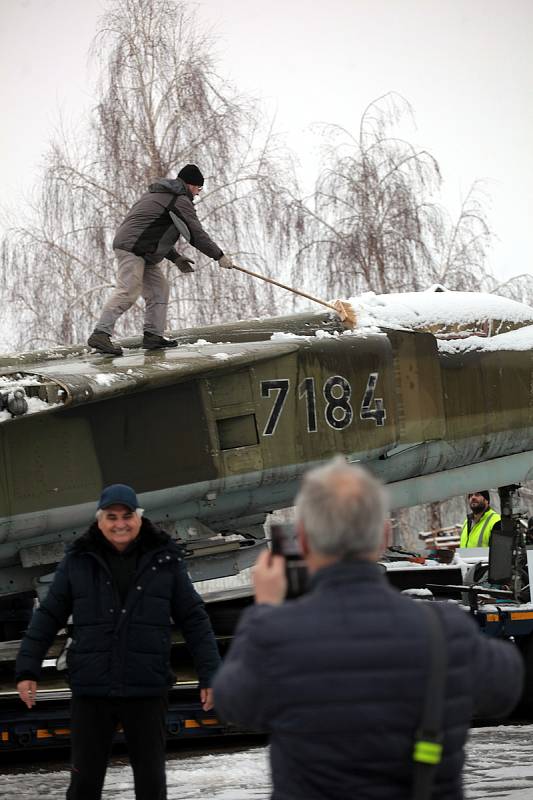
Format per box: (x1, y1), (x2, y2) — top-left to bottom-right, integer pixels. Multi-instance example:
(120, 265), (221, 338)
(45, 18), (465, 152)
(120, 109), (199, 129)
(0, 304), (532, 599)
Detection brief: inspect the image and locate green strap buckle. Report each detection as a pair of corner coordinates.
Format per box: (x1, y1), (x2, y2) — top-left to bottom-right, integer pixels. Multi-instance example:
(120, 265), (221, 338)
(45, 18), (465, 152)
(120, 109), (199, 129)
(413, 739), (443, 765)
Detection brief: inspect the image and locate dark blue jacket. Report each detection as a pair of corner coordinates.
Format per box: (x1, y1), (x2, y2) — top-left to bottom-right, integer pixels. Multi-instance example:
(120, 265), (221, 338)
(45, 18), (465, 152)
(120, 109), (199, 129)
(16, 520), (221, 696)
(213, 561), (523, 800)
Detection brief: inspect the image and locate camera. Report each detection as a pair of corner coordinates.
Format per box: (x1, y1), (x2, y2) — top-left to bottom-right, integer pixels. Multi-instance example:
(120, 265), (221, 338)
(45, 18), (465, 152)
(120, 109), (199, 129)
(269, 522), (309, 598)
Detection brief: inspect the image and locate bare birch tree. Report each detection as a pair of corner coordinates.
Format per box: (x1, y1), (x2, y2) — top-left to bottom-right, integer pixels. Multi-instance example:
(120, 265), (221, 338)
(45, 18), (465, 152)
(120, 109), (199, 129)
(494, 274), (533, 306)
(290, 93), (493, 299)
(1, 0), (298, 349)
(436, 182), (494, 289)
(436, 181), (532, 305)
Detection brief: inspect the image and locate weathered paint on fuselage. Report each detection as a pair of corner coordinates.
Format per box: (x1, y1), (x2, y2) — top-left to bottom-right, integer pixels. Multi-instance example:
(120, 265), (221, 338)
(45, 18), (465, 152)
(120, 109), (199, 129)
(0, 310), (532, 595)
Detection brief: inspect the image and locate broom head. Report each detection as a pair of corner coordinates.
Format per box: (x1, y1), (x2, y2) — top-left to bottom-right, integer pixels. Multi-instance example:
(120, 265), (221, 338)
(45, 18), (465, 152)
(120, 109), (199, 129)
(332, 299), (357, 330)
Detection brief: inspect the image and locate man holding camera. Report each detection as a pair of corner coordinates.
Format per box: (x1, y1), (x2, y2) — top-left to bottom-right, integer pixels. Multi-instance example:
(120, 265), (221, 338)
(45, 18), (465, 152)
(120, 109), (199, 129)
(213, 458), (522, 799)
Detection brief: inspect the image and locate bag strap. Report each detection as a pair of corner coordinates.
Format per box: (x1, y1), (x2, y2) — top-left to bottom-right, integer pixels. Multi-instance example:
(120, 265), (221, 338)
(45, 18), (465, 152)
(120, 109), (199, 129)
(412, 602), (447, 800)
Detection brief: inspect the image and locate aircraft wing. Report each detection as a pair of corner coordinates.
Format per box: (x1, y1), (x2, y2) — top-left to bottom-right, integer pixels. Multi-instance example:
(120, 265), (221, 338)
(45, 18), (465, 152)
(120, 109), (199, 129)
(0, 340), (300, 410)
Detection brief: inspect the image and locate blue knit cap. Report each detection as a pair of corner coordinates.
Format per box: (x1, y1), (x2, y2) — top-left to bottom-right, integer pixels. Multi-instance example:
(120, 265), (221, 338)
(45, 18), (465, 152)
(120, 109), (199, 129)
(97, 484), (138, 511)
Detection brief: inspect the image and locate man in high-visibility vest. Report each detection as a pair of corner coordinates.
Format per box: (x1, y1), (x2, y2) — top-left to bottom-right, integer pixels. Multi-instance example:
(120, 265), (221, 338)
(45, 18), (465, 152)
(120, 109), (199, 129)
(460, 490), (501, 548)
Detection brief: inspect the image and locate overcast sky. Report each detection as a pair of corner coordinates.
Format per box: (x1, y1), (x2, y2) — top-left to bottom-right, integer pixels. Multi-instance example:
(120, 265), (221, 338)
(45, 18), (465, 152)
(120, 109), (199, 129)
(0, 0), (532, 311)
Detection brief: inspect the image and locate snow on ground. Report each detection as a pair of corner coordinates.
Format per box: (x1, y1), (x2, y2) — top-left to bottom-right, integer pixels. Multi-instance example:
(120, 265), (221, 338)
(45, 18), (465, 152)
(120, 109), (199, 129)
(464, 725), (533, 798)
(2, 726), (533, 798)
(0, 746), (271, 799)
(164, 748), (270, 800)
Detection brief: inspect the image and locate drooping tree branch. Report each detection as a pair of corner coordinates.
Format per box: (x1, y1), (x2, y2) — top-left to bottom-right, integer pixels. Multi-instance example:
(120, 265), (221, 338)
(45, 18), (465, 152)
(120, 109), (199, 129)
(290, 93), (494, 299)
(1, 0), (300, 347)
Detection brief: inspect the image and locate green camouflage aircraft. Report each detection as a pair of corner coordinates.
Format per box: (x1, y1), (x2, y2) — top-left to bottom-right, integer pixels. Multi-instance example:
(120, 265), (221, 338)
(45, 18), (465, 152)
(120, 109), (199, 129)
(0, 300), (532, 611)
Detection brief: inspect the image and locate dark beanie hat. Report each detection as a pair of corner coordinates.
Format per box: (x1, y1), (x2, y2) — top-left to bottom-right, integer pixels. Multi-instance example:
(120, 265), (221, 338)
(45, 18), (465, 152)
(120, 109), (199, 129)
(468, 490), (490, 503)
(177, 164), (204, 187)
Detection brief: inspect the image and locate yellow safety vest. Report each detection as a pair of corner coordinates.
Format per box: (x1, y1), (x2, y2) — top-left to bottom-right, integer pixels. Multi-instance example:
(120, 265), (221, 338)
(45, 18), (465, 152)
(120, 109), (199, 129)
(460, 509), (500, 548)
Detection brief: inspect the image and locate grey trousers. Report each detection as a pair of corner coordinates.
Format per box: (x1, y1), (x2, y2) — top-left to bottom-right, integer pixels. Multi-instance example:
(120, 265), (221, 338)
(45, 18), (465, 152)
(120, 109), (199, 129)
(96, 249), (169, 336)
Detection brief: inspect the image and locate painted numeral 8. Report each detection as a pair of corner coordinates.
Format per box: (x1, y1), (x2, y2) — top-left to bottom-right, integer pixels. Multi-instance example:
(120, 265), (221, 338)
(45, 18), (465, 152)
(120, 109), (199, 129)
(323, 376), (353, 430)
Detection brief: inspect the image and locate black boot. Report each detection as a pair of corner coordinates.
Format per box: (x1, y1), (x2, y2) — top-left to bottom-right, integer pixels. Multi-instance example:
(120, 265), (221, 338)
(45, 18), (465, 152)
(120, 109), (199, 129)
(87, 330), (123, 356)
(143, 331), (178, 350)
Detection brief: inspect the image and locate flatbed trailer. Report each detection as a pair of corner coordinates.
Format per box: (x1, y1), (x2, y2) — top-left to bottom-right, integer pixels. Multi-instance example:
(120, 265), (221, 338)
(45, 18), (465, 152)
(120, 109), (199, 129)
(478, 606), (533, 637)
(1, 554), (530, 754)
(423, 574), (533, 714)
(0, 684), (244, 753)
(0, 587), (251, 754)
(0, 623), (245, 753)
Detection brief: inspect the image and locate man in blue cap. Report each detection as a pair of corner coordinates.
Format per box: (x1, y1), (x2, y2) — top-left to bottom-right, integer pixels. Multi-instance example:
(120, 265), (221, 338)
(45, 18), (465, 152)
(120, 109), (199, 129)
(16, 484), (221, 800)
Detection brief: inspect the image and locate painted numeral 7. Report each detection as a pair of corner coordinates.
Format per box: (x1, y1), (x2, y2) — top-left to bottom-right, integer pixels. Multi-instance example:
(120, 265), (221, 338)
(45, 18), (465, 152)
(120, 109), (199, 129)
(260, 379), (290, 436)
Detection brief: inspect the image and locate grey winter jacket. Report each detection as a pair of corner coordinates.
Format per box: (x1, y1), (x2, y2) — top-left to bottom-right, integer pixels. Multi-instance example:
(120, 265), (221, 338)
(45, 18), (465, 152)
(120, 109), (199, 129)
(213, 561), (523, 800)
(16, 520), (221, 696)
(113, 177), (223, 266)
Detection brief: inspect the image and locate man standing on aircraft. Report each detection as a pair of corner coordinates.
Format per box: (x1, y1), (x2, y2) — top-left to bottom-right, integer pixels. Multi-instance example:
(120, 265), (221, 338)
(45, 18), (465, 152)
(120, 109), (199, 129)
(460, 491), (501, 548)
(15, 483), (221, 800)
(88, 164), (234, 356)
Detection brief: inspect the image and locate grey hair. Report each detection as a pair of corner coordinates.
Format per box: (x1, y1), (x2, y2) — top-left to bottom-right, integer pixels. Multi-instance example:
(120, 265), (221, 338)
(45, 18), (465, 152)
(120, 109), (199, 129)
(294, 457), (388, 558)
(95, 507), (144, 520)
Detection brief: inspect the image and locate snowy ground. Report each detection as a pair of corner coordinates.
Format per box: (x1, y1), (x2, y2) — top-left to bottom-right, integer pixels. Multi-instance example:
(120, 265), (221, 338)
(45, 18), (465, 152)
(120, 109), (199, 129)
(1, 725), (533, 798)
(464, 726), (533, 799)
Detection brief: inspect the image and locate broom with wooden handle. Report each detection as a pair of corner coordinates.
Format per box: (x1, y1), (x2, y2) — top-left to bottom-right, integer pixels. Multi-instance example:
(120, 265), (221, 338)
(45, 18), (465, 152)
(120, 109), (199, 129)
(230, 263), (357, 329)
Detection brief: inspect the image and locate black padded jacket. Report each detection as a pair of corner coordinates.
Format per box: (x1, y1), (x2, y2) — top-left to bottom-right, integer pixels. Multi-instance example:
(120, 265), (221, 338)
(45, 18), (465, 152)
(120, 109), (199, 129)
(213, 560), (523, 800)
(16, 520), (221, 696)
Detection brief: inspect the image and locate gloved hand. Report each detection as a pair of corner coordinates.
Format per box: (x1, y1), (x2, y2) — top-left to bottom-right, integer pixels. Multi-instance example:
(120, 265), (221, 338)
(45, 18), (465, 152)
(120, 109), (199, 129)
(218, 254), (234, 270)
(174, 255), (195, 273)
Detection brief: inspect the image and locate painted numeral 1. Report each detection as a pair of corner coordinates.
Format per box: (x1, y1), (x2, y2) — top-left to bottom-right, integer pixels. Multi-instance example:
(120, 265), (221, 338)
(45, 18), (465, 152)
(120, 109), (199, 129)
(298, 377), (317, 432)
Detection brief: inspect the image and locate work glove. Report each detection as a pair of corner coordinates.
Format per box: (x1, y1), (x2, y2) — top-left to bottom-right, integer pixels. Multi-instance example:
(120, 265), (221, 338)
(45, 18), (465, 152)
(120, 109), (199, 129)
(218, 254), (234, 270)
(173, 255), (195, 273)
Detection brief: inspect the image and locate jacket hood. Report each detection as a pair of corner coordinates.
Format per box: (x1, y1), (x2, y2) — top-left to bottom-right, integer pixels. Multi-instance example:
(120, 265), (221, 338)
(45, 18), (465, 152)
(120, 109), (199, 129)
(148, 177), (189, 196)
(69, 517), (176, 556)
